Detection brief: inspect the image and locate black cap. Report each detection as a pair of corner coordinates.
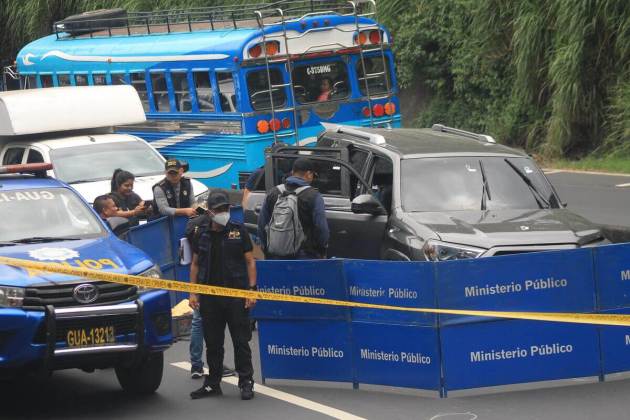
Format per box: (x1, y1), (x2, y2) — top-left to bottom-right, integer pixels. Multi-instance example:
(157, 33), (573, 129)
(292, 157), (315, 173)
(207, 190), (230, 209)
(165, 159), (182, 173)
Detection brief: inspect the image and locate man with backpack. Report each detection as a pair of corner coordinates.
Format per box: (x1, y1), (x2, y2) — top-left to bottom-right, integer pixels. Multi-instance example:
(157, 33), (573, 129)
(257, 158), (329, 259)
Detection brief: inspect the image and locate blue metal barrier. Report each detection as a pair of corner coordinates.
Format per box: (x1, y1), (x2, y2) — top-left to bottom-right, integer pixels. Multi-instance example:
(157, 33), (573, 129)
(255, 243), (630, 396)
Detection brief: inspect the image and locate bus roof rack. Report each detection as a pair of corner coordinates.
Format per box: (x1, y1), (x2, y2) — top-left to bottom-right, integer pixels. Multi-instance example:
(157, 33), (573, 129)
(53, 0), (375, 39)
(322, 122), (386, 146)
(431, 124), (496, 144)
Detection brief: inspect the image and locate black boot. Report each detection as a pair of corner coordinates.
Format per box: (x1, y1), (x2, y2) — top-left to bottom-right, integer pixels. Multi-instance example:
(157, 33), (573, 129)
(240, 380), (254, 400)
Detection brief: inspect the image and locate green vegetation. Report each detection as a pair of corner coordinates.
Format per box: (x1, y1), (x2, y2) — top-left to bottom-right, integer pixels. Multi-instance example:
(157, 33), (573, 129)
(548, 157), (630, 175)
(1, 0), (629, 161)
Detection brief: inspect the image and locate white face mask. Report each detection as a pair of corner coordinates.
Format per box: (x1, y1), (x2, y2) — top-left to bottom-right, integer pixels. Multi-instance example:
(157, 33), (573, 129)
(212, 211), (230, 226)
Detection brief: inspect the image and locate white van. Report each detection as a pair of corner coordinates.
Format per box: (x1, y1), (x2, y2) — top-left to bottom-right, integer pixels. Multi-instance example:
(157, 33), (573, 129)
(0, 85), (208, 204)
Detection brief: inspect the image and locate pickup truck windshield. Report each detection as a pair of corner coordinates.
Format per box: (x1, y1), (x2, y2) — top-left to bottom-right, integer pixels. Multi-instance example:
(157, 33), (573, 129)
(50, 141), (164, 184)
(401, 157), (558, 212)
(0, 188), (105, 242)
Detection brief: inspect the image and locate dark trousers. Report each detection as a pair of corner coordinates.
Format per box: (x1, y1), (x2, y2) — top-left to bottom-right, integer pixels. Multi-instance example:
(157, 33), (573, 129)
(200, 296), (253, 387)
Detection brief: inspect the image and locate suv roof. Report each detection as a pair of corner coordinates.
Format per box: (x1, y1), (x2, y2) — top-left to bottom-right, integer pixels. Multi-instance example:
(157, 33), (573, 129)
(322, 125), (526, 158)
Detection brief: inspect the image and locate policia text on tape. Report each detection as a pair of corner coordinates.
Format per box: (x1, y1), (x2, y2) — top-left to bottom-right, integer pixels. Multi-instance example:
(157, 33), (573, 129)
(2, 256), (630, 327)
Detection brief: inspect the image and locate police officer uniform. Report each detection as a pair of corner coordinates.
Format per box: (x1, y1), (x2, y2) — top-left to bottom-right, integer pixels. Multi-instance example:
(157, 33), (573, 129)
(190, 191), (256, 401)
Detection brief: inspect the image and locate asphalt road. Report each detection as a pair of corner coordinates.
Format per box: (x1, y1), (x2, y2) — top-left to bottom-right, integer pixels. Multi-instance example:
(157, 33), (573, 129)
(3, 170), (630, 420)
(4, 336), (630, 420)
(546, 170), (630, 227)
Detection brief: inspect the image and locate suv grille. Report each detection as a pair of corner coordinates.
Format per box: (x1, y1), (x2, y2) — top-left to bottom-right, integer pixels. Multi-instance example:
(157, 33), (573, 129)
(33, 313), (138, 344)
(24, 282), (138, 308)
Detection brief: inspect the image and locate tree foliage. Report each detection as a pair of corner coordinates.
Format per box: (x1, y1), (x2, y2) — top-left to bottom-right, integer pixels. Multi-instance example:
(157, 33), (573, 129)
(1, 0), (629, 158)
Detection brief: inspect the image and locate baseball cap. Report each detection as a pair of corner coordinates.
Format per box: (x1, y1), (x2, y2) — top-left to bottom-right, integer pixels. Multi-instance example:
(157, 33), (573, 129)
(292, 157), (315, 173)
(207, 190), (230, 209)
(165, 159), (182, 173)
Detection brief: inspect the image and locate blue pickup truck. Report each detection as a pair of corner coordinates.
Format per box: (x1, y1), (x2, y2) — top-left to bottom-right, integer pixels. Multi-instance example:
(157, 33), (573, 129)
(0, 163), (172, 393)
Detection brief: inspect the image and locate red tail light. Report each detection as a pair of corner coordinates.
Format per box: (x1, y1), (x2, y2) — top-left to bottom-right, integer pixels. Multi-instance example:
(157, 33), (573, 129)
(369, 30), (381, 44)
(257, 120), (270, 134)
(282, 117), (291, 129)
(373, 104), (385, 117)
(362, 106), (371, 117)
(249, 44), (262, 58)
(269, 118), (281, 132)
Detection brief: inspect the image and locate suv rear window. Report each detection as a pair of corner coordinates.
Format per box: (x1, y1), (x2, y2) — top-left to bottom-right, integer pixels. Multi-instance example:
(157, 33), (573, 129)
(401, 157), (557, 212)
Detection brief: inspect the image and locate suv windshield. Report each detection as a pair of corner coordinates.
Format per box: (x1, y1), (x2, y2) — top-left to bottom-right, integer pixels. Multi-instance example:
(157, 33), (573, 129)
(50, 141), (164, 183)
(0, 188), (105, 242)
(401, 157), (558, 212)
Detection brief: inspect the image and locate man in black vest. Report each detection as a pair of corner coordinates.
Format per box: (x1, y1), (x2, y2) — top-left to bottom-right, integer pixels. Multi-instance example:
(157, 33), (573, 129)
(153, 159), (197, 217)
(189, 191), (257, 401)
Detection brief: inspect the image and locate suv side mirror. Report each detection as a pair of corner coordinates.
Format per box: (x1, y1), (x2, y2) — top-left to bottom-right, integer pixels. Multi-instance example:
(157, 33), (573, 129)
(351, 194), (387, 216)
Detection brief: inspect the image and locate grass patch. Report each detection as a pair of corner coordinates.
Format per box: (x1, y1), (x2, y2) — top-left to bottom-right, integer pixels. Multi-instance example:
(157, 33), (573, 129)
(548, 157), (630, 174)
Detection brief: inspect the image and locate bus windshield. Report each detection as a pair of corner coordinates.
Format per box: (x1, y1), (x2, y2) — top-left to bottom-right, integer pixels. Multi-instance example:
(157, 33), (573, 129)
(292, 61), (350, 104)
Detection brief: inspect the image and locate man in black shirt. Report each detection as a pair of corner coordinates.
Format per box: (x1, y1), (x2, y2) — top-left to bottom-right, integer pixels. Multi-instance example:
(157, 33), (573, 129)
(189, 191), (257, 400)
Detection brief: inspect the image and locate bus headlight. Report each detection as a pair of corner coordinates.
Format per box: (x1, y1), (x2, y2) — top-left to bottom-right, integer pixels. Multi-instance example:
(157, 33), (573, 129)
(0, 287), (25, 307)
(137, 264), (162, 293)
(423, 240), (485, 261)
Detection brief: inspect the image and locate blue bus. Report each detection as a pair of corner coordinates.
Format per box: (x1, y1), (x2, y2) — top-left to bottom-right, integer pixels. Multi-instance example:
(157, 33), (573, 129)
(14, 1), (401, 189)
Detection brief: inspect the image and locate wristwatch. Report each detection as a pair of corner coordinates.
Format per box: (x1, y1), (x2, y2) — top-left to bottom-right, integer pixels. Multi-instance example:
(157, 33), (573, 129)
(248, 285), (258, 291)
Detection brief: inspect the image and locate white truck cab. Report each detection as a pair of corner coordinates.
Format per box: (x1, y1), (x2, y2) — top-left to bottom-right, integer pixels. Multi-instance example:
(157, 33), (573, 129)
(0, 85), (208, 204)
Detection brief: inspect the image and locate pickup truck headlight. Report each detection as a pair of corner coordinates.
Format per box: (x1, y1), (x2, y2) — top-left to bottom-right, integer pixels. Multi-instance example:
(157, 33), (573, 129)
(423, 240), (485, 261)
(0, 286), (25, 307)
(193, 190), (209, 209)
(137, 264), (162, 293)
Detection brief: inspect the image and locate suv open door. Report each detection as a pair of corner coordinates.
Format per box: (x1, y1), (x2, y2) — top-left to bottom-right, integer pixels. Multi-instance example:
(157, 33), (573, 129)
(244, 146), (389, 259)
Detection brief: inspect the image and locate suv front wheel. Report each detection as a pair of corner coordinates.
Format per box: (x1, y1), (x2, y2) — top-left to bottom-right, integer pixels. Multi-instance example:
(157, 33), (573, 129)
(115, 351), (164, 394)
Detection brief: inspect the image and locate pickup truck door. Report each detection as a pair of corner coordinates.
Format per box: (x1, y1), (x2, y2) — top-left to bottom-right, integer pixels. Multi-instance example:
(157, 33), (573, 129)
(252, 147), (388, 259)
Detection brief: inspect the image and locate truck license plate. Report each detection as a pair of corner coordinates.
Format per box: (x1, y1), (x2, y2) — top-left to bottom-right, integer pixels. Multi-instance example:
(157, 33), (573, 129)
(66, 326), (116, 347)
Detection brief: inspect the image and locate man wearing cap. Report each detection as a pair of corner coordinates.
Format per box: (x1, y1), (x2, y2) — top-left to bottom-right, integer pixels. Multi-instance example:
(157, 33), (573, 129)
(189, 191), (257, 401)
(258, 157), (329, 259)
(153, 159), (197, 217)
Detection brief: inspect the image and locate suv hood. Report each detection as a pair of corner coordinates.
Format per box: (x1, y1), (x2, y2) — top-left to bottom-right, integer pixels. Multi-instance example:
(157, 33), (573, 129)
(0, 237), (153, 287)
(406, 209), (602, 249)
(70, 175), (208, 204)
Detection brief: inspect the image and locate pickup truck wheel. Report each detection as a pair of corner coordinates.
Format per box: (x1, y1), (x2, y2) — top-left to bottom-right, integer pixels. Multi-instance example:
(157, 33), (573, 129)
(115, 351), (164, 395)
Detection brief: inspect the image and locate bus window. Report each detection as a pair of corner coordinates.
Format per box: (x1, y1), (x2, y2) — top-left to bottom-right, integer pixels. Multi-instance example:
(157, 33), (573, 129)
(292, 62), (350, 103)
(22, 75), (37, 89)
(356, 56), (392, 96)
(193, 71), (214, 112)
(150, 72), (170, 112)
(172, 72), (192, 113)
(57, 74), (72, 87)
(111, 73), (127, 85)
(93, 74), (107, 86)
(217, 72), (238, 113)
(246, 69), (285, 111)
(40, 75), (53, 88)
(74, 74), (88, 86)
(130, 73), (150, 112)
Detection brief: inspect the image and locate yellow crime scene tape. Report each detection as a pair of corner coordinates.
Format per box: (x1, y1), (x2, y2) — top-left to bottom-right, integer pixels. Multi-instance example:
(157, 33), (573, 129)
(1, 255), (630, 327)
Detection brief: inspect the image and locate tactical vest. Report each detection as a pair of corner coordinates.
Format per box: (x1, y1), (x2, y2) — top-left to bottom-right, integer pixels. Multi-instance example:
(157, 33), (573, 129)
(196, 222), (248, 289)
(154, 177), (192, 209)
